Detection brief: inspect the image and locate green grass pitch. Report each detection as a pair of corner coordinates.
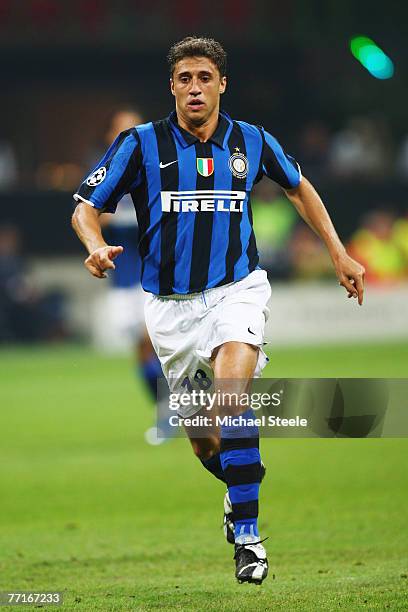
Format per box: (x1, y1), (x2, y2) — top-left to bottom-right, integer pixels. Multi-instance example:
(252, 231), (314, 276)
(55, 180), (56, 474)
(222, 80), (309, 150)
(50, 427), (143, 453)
(0, 342), (407, 611)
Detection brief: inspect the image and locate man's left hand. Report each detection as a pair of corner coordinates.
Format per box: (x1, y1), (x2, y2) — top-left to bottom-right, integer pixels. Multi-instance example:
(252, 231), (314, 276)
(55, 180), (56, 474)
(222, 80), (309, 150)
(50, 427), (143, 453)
(333, 252), (365, 305)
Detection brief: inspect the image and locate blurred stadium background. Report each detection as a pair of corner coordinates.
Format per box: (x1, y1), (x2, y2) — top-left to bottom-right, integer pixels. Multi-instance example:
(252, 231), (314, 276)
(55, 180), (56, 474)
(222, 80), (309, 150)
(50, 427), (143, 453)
(0, 2), (407, 609)
(0, 0), (407, 348)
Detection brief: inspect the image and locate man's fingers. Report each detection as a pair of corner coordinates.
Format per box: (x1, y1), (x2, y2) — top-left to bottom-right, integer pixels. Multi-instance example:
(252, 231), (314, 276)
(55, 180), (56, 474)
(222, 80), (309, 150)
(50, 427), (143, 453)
(355, 274), (364, 306)
(339, 276), (357, 298)
(85, 254), (108, 278)
(85, 261), (106, 278)
(84, 245), (123, 279)
(108, 245), (124, 259)
(87, 254), (115, 271)
(340, 273), (364, 305)
(336, 257), (365, 306)
(98, 256), (115, 270)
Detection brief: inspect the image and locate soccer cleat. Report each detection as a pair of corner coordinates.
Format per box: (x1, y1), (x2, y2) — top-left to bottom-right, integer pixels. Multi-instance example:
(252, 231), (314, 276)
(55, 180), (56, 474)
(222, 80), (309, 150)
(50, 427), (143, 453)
(234, 540), (268, 585)
(223, 462), (266, 545)
(223, 491), (235, 544)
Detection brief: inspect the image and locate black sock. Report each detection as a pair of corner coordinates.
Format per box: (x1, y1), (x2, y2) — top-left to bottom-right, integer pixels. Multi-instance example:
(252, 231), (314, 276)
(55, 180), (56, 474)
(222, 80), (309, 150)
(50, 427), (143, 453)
(200, 452), (225, 483)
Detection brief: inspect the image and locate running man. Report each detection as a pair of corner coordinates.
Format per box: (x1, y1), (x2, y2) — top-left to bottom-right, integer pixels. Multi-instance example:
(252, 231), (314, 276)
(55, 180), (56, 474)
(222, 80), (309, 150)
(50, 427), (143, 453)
(72, 36), (364, 584)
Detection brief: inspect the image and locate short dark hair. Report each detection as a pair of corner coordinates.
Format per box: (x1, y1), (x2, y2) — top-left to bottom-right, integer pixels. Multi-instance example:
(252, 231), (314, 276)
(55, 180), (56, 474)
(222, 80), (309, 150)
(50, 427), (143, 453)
(167, 36), (227, 77)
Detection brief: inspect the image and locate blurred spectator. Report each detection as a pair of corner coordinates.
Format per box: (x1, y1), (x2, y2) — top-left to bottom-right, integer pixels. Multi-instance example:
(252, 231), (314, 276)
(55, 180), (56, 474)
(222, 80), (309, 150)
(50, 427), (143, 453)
(289, 225), (333, 280)
(396, 135), (408, 180)
(347, 210), (406, 285)
(0, 139), (17, 189)
(251, 181), (297, 279)
(252, 180), (340, 281)
(329, 117), (392, 179)
(84, 107), (144, 169)
(297, 121), (330, 181)
(392, 215), (408, 263)
(34, 108), (145, 192)
(0, 224), (68, 342)
(35, 162), (83, 191)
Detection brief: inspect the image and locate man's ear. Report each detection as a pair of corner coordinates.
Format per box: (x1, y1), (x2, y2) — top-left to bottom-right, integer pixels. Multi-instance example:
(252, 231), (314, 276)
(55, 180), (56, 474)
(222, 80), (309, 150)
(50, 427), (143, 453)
(170, 78), (175, 96)
(219, 76), (227, 95)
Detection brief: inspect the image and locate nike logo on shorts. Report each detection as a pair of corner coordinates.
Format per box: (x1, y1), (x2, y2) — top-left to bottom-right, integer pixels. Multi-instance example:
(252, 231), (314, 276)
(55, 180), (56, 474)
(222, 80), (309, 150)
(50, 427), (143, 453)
(248, 327), (256, 335)
(159, 160), (178, 169)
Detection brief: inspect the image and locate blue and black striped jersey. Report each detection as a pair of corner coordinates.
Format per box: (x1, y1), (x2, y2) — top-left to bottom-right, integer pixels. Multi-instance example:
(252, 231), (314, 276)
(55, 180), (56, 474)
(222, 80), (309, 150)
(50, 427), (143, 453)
(74, 111), (301, 295)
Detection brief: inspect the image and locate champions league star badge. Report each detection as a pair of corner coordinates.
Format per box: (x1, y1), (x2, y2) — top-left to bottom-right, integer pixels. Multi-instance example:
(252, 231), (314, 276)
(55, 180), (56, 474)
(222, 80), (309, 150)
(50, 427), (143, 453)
(86, 166), (107, 187)
(228, 148), (249, 179)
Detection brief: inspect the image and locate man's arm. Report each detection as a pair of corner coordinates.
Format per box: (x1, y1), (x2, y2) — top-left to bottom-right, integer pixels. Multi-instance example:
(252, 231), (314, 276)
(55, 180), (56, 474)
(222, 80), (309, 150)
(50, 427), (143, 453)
(284, 177), (365, 305)
(71, 128), (140, 278)
(72, 202), (123, 279)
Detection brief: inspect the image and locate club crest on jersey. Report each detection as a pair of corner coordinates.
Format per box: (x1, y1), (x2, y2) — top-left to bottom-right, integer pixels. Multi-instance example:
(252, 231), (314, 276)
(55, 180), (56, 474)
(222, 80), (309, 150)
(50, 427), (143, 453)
(228, 149), (249, 179)
(197, 158), (214, 177)
(86, 166), (106, 187)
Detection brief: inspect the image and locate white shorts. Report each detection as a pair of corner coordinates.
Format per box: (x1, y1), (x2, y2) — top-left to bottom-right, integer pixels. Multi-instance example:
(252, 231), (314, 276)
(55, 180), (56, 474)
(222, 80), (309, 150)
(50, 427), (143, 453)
(91, 285), (146, 352)
(144, 269), (271, 417)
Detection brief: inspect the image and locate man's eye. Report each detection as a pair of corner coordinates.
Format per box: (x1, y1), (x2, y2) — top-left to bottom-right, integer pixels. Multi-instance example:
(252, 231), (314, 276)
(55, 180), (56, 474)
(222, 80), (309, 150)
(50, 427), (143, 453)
(180, 77), (190, 83)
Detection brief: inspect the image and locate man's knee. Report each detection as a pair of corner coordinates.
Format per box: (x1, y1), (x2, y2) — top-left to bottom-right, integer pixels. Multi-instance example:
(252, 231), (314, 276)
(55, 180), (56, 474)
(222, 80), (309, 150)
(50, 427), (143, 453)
(212, 341), (258, 380)
(190, 436), (220, 460)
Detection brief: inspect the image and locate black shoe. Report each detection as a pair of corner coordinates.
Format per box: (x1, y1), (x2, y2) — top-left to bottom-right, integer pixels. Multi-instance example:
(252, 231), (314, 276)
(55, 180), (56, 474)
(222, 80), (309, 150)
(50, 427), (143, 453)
(234, 539), (268, 584)
(223, 462), (266, 545)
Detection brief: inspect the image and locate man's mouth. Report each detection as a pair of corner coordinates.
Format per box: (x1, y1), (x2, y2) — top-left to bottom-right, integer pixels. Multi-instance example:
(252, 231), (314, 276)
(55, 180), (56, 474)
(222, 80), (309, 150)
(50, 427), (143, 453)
(187, 99), (205, 111)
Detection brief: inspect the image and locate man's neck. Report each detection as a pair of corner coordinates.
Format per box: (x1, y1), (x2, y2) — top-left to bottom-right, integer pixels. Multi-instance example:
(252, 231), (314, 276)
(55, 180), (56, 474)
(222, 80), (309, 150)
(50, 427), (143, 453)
(176, 108), (220, 143)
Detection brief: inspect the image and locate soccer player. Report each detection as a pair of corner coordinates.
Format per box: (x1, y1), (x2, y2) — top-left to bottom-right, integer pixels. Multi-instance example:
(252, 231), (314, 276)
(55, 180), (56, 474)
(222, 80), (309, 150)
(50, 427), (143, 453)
(93, 109), (164, 443)
(72, 37), (365, 584)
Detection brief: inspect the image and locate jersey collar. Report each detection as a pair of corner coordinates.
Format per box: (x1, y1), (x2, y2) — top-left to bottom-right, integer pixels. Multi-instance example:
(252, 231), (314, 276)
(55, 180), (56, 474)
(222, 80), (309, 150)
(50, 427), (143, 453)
(168, 110), (233, 149)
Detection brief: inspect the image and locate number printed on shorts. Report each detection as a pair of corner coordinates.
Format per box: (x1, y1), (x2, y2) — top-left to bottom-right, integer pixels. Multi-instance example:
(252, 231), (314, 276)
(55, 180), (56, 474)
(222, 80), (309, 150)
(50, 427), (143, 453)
(181, 369), (212, 392)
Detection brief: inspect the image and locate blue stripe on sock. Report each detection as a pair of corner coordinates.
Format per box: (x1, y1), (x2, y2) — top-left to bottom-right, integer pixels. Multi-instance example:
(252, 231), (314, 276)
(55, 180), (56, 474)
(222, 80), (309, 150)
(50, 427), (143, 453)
(235, 520), (259, 541)
(220, 448), (260, 469)
(220, 408), (259, 439)
(228, 482), (260, 505)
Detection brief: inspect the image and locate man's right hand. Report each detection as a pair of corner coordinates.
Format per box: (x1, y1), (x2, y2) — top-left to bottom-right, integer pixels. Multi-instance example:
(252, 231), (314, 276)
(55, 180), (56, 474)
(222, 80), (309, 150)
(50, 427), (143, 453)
(84, 245), (123, 278)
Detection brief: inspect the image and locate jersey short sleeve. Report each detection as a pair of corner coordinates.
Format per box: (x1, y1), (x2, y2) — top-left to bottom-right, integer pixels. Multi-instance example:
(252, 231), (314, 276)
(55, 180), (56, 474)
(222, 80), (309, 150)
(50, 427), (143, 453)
(73, 128), (141, 213)
(260, 127), (301, 189)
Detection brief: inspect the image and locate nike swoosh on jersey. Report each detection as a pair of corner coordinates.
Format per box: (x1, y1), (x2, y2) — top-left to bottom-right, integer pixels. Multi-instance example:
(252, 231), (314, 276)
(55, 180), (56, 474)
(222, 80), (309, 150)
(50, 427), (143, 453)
(159, 160), (178, 168)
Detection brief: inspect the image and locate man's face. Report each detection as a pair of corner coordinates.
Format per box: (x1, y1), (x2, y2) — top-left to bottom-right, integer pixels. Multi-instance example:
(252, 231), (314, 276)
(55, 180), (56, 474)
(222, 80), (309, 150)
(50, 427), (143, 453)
(170, 56), (227, 126)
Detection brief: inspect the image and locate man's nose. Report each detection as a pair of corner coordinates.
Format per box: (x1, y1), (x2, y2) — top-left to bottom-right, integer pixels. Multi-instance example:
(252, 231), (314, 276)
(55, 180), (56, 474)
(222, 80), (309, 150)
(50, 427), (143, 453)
(189, 78), (201, 96)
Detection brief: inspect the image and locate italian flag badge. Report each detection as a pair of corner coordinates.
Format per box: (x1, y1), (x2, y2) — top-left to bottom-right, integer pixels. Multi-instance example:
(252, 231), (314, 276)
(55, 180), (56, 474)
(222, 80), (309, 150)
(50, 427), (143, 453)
(197, 158), (214, 177)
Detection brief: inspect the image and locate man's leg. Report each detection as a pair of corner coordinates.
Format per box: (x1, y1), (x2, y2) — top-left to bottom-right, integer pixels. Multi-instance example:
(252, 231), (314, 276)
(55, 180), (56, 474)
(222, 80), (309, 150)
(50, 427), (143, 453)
(138, 329), (163, 399)
(184, 341), (263, 510)
(212, 342), (262, 541)
(212, 341), (268, 584)
(184, 409), (224, 479)
(182, 341), (267, 583)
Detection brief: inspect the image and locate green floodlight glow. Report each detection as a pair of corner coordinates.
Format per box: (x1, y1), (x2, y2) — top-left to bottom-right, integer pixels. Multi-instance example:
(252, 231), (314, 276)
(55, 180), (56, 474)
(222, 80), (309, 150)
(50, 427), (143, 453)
(350, 36), (394, 79)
